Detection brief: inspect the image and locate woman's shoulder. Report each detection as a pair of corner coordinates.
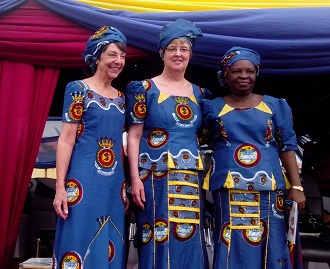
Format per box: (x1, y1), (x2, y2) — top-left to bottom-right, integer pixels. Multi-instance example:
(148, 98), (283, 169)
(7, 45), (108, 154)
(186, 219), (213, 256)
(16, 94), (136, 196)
(64, 80), (88, 94)
(66, 79), (84, 87)
(126, 79), (153, 93)
(263, 94), (291, 106)
(202, 96), (226, 115)
(209, 96), (225, 105)
(263, 94), (289, 103)
(191, 84), (214, 100)
(262, 95), (293, 115)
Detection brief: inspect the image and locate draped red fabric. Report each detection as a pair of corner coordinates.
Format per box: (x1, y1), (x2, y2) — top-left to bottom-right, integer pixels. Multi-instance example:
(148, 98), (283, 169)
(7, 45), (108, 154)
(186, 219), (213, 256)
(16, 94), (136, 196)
(0, 0), (151, 67)
(0, 59), (60, 268)
(0, 1), (152, 267)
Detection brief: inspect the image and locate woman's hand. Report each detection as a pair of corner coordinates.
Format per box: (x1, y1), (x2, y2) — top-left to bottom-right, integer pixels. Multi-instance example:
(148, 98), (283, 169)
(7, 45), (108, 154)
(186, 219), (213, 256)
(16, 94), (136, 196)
(131, 178), (146, 210)
(287, 188), (306, 211)
(53, 186), (69, 220)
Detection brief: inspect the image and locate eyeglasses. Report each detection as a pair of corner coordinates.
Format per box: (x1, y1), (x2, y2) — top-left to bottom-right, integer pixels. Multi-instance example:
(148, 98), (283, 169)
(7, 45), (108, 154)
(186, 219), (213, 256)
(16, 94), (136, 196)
(165, 47), (191, 54)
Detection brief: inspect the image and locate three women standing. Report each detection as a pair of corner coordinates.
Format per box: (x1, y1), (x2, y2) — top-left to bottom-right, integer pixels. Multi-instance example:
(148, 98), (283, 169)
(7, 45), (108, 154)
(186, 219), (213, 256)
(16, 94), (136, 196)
(52, 22), (305, 269)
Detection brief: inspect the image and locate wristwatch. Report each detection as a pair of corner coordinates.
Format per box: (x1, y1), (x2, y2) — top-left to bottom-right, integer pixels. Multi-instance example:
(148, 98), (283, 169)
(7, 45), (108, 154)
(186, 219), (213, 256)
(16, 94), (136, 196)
(291, 185), (304, 191)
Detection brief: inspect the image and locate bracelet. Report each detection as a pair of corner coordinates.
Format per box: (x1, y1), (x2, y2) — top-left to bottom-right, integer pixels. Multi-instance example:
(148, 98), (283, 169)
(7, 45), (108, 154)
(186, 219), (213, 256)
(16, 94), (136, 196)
(291, 185), (304, 191)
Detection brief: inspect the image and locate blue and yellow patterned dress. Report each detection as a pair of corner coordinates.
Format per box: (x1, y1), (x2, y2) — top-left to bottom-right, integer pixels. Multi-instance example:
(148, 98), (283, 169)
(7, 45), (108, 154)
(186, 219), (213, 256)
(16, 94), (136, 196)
(126, 79), (209, 269)
(203, 95), (300, 269)
(53, 80), (127, 269)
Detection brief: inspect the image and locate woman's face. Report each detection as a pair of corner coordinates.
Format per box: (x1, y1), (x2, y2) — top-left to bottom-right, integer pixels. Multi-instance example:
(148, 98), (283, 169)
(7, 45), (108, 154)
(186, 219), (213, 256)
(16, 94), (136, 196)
(96, 42), (126, 79)
(163, 38), (192, 72)
(226, 60), (257, 94)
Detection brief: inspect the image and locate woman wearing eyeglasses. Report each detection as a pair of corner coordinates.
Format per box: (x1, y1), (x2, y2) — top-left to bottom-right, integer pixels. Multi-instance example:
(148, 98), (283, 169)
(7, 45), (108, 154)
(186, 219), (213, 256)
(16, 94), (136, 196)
(126, 19), (210, 269)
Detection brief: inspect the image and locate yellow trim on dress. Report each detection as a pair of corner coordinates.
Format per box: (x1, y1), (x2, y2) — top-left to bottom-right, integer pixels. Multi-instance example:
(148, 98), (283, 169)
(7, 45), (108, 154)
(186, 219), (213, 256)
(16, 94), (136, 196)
(228, 189), (261, 230)
(167, 151), (176, 169)
(168, 193), (199, 200)
(167, 152), (203, 170)
(229, 189), (258, 194)
(188, 94), (198, 106)
(169, 206), (200, 212)
(158, 91), (198, 105)
(202, 168), (211, 190)
(255, 101), (272, 114)
(282, 170), (292, 189)
(197, 151), (204, 170)
(168, 181), (198, 187)
(169, 217), (200, 224)
(229, 223), (261, 230)
(230, 201), (259, 206)
(158, 91), (170, 103)
(231, 213), (259, 218)
(218, 104), (235, 117)
(223, 171), (234, 188)
(174, 169), (198, 175)
(271, 173), (276, 190)
(219, 101), (272, 117)
(223, 171), (277, 190)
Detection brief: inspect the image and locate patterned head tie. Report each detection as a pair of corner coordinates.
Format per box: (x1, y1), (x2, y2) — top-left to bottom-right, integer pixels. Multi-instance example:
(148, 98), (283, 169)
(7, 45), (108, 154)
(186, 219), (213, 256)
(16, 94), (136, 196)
(218, 46), (260, 86)
(82, 26), (127, 72)
(158, 18), (203, 58)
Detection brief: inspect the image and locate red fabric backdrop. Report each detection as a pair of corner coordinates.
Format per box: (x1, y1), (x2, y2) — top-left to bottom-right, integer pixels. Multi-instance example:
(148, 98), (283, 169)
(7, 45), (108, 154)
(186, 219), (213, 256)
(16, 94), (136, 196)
(0, 59), (60, 268)
(0, 1), (151, 267)
(0, 0), (150, 66)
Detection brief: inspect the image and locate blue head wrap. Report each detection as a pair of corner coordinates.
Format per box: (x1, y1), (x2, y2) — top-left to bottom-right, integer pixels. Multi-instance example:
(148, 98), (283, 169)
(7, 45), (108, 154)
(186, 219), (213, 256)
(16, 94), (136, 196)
(218, 46), (260, 86)
(82, 26), (127, 72)
(158, 19), (203, 58)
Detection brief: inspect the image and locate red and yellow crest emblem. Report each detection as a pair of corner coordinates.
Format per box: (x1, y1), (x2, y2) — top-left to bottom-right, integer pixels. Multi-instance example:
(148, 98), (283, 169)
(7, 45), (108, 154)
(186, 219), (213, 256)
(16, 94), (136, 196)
(96, 137), (116, 169)
(133, 93), (146, 118)
(69, 92), (84, 121)
(174, 97), (193, 121)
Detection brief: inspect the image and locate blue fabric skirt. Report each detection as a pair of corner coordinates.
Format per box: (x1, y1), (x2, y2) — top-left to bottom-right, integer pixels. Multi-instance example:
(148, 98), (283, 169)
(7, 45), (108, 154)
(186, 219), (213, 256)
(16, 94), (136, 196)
(135, 169), (209, 269)
(212, 189), (297, 269)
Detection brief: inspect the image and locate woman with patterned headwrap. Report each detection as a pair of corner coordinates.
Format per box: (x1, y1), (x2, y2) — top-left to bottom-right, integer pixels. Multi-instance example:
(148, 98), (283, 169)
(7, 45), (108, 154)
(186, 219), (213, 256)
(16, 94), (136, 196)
(52, 26), (129, 269)
(126, 19), (210, 269)
(202, 46), (306, 269)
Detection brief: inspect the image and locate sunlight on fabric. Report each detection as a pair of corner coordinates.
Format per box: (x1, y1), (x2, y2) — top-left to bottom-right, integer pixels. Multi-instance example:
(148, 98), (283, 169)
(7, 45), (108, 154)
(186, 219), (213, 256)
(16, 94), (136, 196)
(77, 0), (330, 12)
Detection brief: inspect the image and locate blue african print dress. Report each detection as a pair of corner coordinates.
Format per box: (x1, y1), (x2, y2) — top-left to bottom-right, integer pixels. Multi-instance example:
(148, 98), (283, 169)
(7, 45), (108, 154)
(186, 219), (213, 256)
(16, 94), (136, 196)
(53, 80), (127, 269)
(126, 79), (209, 269)
(203, 95), (303, 269)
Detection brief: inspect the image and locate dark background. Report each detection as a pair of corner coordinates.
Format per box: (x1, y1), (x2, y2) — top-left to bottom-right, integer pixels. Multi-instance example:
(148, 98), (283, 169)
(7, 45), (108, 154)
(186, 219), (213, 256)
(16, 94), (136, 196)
(49, 53), (329, 141)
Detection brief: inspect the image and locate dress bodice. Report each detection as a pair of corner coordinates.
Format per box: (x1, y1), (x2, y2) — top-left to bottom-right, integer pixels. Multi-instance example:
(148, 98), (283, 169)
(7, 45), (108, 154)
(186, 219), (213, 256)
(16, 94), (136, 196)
(203, 95), (298, 191)
(126, 79), (209, 171)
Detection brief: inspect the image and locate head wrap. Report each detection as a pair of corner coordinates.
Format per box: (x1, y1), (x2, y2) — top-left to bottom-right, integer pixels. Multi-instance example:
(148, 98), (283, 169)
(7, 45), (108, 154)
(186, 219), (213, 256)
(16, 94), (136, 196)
(82, 26), (127, 72)
(218, 46), (260, 86)
(158, 19), (203, 58)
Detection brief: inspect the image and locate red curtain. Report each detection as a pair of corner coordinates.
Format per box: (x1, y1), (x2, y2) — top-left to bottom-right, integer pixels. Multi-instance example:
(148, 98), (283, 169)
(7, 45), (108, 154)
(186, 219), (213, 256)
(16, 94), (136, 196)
(0, 0), (152, 67)
(0, 59), (60, 267)
(0, 1), (152, 267)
